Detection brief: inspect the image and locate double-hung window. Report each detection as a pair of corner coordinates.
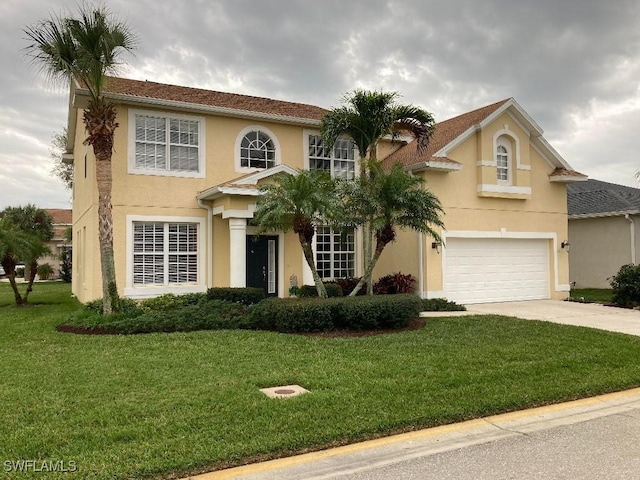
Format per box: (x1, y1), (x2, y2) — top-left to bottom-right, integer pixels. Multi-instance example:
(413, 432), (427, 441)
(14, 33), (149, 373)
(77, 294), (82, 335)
(308, 134), (356, 180)
(133, 222), (198, 285)
(131, 111), (204, 177)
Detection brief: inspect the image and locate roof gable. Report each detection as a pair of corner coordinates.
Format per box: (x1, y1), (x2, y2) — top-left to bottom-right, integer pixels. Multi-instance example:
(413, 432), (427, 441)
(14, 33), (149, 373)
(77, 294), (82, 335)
(382, 98), (574, 173)
(568, 179), (640, 217)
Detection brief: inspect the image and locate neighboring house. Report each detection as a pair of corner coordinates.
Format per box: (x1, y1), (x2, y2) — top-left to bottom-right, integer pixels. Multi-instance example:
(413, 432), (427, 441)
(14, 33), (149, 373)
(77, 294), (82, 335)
(42, 208), (72, 278)
(567, 180), (640, 288)
(67, 77), (585, 304)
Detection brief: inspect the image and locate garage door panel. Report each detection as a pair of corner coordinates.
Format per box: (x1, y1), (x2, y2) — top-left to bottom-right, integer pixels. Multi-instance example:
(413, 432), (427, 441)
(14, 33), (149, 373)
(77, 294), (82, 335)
(443, 238), (550, 304)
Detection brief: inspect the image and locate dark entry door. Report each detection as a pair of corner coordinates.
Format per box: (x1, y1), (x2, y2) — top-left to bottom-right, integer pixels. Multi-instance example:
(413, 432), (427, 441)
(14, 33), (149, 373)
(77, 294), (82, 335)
(246, 235), (278, 296)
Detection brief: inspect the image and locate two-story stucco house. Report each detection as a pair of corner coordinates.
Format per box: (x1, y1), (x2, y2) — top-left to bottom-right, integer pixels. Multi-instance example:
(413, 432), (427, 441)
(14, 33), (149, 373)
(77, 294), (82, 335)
(67, 77), (585, 305)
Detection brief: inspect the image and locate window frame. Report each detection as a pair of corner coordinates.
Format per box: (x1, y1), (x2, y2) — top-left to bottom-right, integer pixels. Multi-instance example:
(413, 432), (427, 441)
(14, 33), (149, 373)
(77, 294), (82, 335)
(303, 130), (357, 179)
(315, 226), (356, 280)
(495, 136), (512, 185)
(234, 125), (281, 173)
(125, 215), (206, 298)
(128, 109), (206, 178)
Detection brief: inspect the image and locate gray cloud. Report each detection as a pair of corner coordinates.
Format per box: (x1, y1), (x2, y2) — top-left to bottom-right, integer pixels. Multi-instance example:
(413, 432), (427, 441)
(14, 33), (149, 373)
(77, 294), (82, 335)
(2, 0), (640, 210)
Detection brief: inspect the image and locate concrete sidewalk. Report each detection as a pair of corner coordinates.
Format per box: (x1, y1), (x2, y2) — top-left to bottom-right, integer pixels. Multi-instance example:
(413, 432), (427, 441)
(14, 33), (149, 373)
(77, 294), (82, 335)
(186, 388), (640, 480)
(465, 299), (640, 336)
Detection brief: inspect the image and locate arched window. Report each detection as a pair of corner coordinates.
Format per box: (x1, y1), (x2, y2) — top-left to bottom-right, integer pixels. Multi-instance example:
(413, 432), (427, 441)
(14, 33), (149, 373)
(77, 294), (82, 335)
(240, 130), (276, 169)
(496, 137), (511, 183)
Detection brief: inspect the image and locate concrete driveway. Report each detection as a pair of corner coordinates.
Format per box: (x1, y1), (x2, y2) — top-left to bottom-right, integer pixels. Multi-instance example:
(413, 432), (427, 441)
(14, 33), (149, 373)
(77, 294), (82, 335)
(466, 300), (640, 336)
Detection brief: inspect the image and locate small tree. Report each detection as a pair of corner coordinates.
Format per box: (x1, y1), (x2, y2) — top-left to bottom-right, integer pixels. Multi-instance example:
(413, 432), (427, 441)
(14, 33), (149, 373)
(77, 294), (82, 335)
(0, 206), (53, 306)
(321, 90), (436, 294)
(341, 163), (444, 296)
(59, 246), (72, 283)
(253, 170), (341, 298)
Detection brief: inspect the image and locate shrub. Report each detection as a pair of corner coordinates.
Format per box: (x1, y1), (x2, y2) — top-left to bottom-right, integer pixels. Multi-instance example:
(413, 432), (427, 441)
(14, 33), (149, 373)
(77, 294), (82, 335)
(299, 283), (344, 298)
(139, 293), (205, 313)
(85, 296), (142, 316)
(99, 301), (250, 334)
(332, 277), (367, 296)
(421, 298), (466, 312)
(16, 267), (25, 278)
(59, 246), (72, 282)
(37, 263), (54, 280)
(66, 299), (250, 334)
(206, 287), (265, 305)
(373, 272), (416, 295)
(249, 294), (422, 333)
(610, 264), (640, 306)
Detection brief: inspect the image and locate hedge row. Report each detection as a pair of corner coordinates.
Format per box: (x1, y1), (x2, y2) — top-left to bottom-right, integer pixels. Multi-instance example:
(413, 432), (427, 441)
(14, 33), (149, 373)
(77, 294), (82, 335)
(249, 294), (423, 333)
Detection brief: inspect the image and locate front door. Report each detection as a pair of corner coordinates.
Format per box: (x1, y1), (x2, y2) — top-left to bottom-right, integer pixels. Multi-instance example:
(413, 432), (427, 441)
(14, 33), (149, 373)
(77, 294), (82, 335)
(246, 235), (278, 297)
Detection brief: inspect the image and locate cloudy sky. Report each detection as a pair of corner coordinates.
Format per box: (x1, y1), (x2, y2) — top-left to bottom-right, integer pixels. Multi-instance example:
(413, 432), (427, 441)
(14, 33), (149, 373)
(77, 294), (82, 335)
(1, 0), (640, 210)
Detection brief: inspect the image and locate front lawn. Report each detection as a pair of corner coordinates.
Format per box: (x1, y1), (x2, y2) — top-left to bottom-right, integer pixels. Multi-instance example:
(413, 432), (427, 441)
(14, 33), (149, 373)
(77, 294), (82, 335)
(3, 283), (640, 479)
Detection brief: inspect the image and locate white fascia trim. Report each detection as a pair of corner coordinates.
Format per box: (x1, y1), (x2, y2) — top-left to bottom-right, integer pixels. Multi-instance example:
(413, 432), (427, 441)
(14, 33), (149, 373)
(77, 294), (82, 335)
(531, 136), (572, 170)
(124, 215), (207, 297)
(197, 186), (261, 200)
(127, 108), (206, 178)
(221, 209), (255, 219)
(549, 175), (588, 183)
(442, 230), (564, 293)
(477, 184), (532, 195)
(425, 160), (463, 171)
(569, 210), (640, 220)
(74, 87), (322, 127)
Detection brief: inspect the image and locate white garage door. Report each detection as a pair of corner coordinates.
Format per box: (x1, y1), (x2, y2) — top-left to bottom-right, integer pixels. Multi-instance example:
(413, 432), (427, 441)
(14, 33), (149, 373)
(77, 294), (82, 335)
(443, 238), (550, 304)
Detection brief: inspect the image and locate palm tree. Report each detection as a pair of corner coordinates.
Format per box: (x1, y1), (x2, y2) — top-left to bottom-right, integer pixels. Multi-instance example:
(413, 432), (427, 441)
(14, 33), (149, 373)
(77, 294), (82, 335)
(0, 206), (53, 306)
(341, 163), (444, 296)
(320, 90), (436, 294)
(253, 170), (341, 298)
(24, 6), (136, 314)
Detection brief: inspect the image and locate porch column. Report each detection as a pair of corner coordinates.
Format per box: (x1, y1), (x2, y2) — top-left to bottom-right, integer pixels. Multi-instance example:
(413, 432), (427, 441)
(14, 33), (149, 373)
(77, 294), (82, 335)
(229, 218), (247, 287)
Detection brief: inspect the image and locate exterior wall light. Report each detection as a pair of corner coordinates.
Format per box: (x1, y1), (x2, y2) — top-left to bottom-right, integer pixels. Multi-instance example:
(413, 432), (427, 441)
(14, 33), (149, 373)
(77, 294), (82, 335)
(432, 241), (442, 254)
(561, 241), (571, 252)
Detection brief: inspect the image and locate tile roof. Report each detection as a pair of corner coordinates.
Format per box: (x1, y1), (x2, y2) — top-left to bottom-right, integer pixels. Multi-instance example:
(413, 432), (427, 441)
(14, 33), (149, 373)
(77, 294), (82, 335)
(568, 179), (640, 216)
(381, 99), (511, 169)
(45, 209), (72, 225)
(101, 77), (327, 121)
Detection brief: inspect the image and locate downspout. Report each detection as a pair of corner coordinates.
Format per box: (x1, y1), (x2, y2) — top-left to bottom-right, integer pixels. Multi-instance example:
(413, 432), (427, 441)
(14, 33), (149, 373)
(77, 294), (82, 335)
(418, 232), (425, 298)
(198, 199), (214, 288)
(625, 214), (636, 264)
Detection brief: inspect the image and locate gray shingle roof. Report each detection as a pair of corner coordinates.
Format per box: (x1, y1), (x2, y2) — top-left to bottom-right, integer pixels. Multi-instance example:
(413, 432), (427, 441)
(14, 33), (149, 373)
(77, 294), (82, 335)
(567, 179), (640, 216)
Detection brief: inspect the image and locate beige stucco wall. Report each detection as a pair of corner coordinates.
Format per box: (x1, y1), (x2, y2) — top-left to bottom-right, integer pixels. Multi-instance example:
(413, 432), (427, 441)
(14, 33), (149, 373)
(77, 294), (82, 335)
(568, 215), (639, 288)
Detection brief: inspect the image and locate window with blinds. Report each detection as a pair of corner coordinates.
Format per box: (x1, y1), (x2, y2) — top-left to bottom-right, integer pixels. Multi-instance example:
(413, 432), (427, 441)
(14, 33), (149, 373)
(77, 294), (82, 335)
(134, 114), (200, 173)
(133, 222), (198, 285)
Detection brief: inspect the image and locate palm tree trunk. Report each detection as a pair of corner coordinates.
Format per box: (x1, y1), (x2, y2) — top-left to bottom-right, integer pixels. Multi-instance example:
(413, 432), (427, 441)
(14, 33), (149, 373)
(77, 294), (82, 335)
(22, 261), (38, 305)
(7, 273), (24, 306)
(85, 100), (119, 315)
(350, 235), (388, 296)
(299, 234), (328, 298)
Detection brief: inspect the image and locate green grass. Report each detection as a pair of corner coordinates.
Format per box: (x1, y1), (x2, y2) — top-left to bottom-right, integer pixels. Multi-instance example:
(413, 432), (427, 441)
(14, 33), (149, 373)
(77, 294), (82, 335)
(3, 283), (640, 479)
(570, 288), (614, 303)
